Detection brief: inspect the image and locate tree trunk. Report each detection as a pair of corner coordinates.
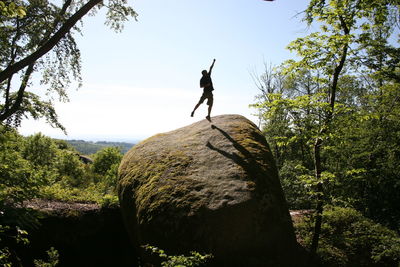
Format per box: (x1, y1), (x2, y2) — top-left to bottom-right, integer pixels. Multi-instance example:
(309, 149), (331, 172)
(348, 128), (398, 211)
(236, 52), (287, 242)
(310, 137), (323, 254)
(310, 15), (350, 255)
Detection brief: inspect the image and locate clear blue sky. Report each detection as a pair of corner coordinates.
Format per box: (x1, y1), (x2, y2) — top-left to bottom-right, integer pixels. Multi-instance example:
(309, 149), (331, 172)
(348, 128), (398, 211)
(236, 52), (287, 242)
(19, 0), (311, 142)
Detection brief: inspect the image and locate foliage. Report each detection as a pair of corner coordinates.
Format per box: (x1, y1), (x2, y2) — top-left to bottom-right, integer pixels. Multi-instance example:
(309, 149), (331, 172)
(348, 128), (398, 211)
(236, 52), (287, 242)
(0, 224), (29, 267)
(92, 146), (123, 176)
(1, 132), (124, 205)
(40, 182), (118, 206)
(0, 129), (123, 265)
(0, 129), (47, 205)
(252, 0), (400, 239)
(253, 63), (400, 228)
(23, 133), (58, 168)
(37, 144), (122, 205)
(0, 0), (137, 130)
(294, 206), (400, 266)
(0, 127), (39, 265)
(0, 1), (26, 18)
(279, 160), (314, 209)
(33, 247), (59, 267)
(143, 245), (213, 267)
(54, 149), (86, 186)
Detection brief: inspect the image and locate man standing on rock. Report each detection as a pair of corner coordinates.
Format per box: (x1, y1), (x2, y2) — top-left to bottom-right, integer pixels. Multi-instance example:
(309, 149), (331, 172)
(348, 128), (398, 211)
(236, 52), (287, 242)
(191, 59), (216, 121)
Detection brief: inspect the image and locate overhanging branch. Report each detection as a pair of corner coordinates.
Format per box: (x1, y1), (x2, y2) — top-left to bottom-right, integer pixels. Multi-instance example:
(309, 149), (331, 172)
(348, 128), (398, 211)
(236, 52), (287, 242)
(0, 0), (102, 84)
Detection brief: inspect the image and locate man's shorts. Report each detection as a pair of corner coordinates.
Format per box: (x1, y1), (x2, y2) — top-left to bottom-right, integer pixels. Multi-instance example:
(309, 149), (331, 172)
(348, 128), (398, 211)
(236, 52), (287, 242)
(198, 91), (214, 106)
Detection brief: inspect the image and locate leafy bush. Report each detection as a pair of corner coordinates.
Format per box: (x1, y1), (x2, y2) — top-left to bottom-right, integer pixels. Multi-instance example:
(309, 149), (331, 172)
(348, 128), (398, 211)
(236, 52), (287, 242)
(0, 128), (46, 204)
(103, 162), (119, 189)
(295, 206), (400, 266)
(0, 225), (29, 267)
(22, 133), (58, 168)
(54, 150), (86, 186)
(0, 128), (45, 266)
(33, 247), (59, 267)
(92, 147), (122, 176)
(143, 245), (212, 267)
(40, 183), (118, 207)
(279, 160), (314, 209)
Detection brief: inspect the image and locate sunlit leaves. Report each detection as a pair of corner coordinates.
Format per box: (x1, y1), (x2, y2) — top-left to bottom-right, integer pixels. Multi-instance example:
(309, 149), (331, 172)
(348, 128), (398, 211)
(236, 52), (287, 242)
(105, 0), (138, 32)
(286, 32), (354, 75)
(0, 0), (137, 131)
(92, 146), (122, 176)
(0, 1), (26, 18)
(142, 245), (213, 267)
(0, 128), (46, 204)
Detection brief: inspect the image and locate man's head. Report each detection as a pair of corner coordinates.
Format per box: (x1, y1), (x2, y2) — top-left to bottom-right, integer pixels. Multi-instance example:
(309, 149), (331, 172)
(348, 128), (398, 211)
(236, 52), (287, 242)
(202, 70), (207, 76)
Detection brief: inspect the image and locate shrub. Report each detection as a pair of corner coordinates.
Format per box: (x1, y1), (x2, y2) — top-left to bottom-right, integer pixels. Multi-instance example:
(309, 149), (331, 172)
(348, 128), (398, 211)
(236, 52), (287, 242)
(22, 133), (58, 168)
(295, 206), (400, 266)
(92, 147), (122, 176)
(33, 247), (59, 267)
(143, 245), (212, 267)
(54, 150), (86, 186)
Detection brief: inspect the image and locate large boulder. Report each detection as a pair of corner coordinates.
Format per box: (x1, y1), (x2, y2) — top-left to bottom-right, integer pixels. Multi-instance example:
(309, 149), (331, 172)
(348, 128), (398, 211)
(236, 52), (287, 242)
(118, 114), (299, 266)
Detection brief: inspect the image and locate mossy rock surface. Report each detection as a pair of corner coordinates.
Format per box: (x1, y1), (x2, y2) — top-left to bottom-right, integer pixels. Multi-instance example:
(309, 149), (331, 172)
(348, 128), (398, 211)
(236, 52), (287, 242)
(118, 114), (299, 266)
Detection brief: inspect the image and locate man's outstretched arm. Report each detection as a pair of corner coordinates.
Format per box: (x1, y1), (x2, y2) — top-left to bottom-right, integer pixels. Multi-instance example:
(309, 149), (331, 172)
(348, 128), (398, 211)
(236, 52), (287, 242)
(208, 59), (216, 75)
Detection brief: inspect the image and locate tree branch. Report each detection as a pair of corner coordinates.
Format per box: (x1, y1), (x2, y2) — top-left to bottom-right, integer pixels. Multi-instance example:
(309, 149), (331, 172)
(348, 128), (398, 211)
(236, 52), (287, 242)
(4, 18), (21, 112)
(329, 15), (350, 115)
(0, 64), (34, 122)
(0, 0), (102, 84)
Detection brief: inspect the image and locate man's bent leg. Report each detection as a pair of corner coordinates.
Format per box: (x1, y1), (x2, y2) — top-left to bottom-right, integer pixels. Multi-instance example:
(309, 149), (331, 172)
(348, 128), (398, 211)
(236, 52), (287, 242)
(191, 103), (200, 117)
(191, 98), (204, 117)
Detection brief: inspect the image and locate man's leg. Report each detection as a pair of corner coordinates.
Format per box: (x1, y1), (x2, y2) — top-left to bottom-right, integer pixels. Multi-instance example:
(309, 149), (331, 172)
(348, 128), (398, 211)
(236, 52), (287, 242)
(191, 102), (201, 117)
(191, 95), (205, 117)
(207, 103), (212, 118)
(206, 94), (213, 121)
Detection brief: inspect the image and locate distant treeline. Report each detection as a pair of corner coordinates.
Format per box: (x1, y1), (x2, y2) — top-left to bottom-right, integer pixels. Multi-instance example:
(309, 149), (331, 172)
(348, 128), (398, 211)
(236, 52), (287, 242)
(66, 140), (135, 155)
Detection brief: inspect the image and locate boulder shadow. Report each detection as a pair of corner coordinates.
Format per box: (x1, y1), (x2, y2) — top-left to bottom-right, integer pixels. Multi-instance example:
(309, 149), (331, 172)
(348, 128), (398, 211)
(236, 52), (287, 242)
(206, 124), (268, 188)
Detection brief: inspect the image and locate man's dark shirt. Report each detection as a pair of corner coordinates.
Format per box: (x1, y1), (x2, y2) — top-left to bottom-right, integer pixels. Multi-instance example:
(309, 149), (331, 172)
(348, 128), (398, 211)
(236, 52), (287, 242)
(200, 75), (214, 93)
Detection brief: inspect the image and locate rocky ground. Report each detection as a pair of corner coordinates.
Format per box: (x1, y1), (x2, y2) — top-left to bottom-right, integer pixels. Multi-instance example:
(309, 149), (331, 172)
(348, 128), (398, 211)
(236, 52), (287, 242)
(23, 198), (100, 213)
(24, 198), (311, 226)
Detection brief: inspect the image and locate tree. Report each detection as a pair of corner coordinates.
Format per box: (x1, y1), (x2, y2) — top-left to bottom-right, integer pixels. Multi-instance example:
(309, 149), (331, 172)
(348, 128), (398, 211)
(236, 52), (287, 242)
(0, 0), (137, 130)
(92, 146), (122, 176)
(287, 0), (400, 254)
(54, 150), (86, 186)
(0, 127), (45, 204)
(253, 0), (400, 254)
(22, 133), (58, 168)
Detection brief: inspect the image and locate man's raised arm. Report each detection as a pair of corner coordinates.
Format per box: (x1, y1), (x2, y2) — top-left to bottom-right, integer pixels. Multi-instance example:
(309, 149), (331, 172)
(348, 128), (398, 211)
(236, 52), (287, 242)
(208, 59), (216, 75)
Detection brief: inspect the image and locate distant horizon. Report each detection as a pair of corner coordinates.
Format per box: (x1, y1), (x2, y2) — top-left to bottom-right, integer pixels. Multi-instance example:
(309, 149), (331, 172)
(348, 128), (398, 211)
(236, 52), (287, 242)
(20, 113), (261, 144)
(19, 132), (143, 144)
(64, 137), (141, 144)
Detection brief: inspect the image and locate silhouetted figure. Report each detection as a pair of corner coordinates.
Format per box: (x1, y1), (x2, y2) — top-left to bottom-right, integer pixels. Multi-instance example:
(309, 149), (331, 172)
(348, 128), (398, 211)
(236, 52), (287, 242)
(191, 59), (216, 121)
